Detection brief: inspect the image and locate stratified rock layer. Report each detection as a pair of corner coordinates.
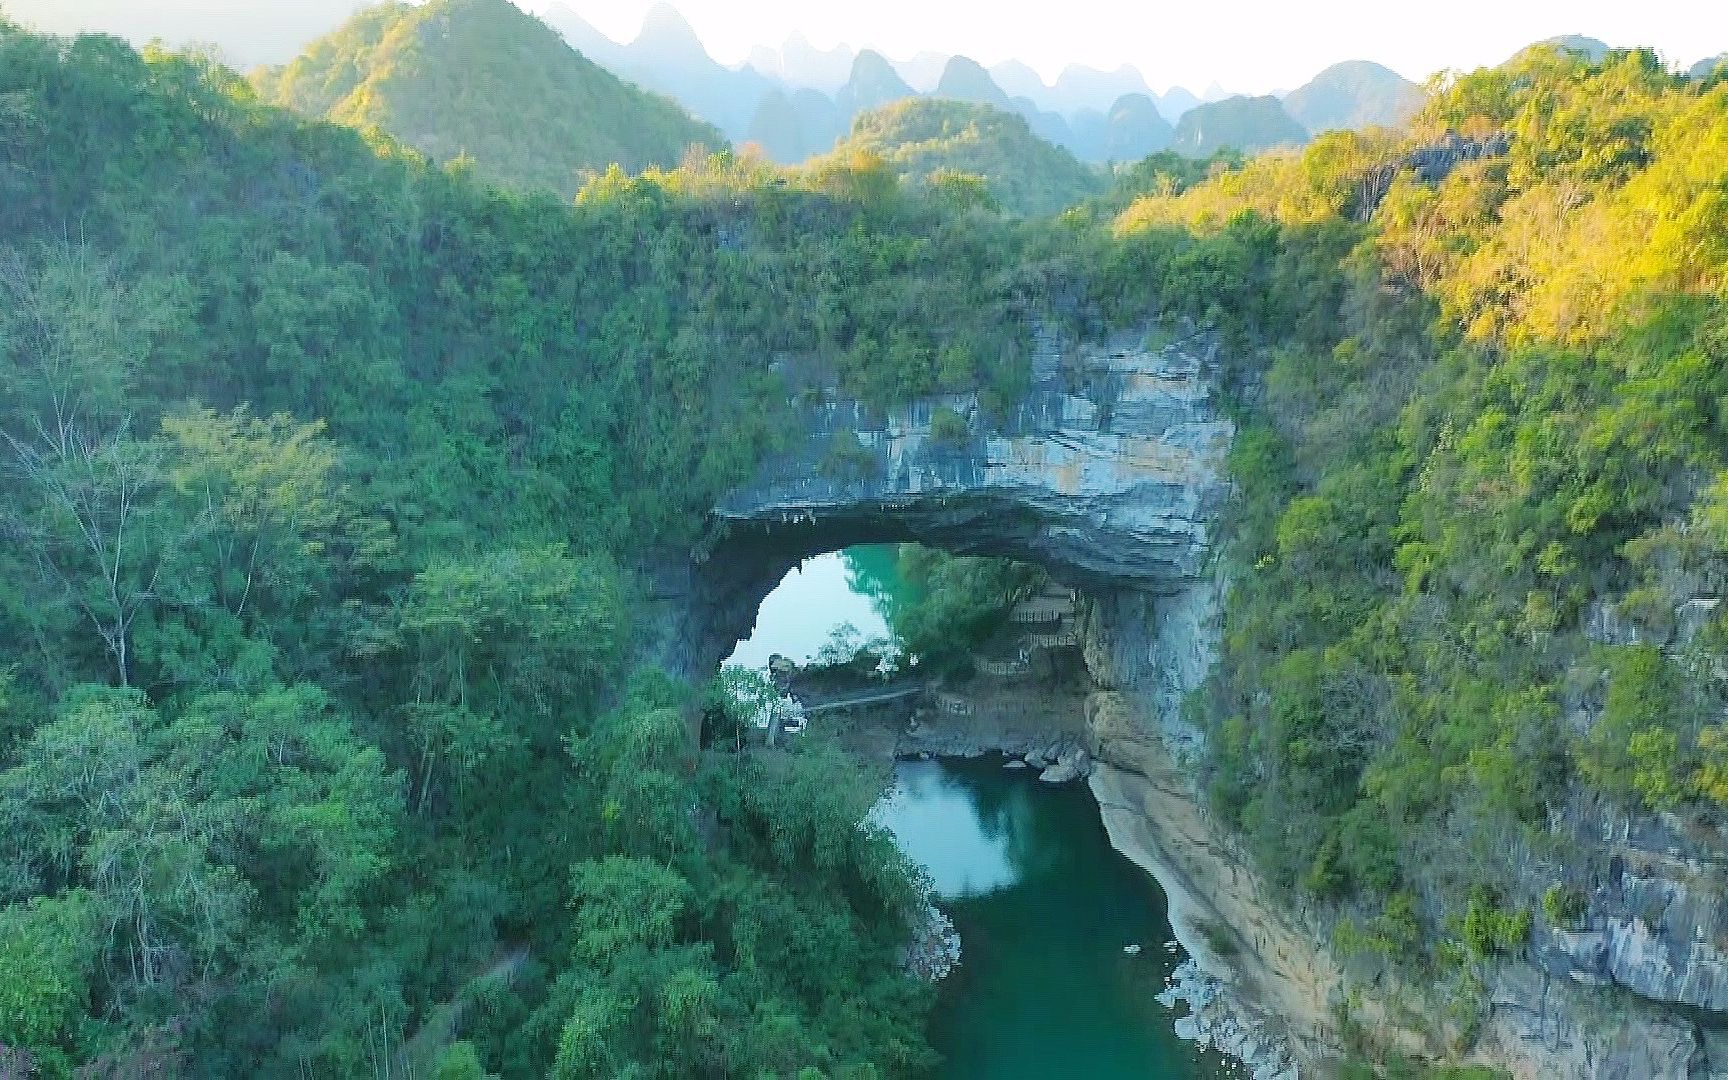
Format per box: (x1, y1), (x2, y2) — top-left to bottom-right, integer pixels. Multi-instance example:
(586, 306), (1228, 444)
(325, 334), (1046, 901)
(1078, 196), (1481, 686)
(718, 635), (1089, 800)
(710, 325), (1232, 591)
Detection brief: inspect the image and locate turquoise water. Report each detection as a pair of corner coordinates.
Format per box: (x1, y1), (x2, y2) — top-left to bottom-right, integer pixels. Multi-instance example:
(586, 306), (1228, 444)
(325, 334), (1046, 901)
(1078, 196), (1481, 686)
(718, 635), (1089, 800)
(875, 757), (1234, 1079)
(723, 547), (900, 670)
(731, 546), (1230, 1079)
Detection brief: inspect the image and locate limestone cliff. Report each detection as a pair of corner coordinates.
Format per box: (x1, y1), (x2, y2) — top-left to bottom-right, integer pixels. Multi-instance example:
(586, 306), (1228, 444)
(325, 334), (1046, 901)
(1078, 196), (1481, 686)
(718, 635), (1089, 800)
(670, 324), (1728, 1079)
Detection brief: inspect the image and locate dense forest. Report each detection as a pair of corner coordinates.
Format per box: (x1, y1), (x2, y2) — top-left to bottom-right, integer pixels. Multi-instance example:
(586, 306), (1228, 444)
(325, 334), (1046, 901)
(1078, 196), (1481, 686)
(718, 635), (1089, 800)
(4, 7), (1728, 1075)
(0, 18), (1056, 1077)
(253, 0), (724, 198)
(817, 98), (1105, 217)
(1100, 46), (1728, 1042)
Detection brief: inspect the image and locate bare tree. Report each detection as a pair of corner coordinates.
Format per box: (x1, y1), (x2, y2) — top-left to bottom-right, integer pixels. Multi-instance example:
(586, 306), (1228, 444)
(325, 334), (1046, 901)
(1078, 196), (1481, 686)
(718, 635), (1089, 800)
(0, 244), (182, 686)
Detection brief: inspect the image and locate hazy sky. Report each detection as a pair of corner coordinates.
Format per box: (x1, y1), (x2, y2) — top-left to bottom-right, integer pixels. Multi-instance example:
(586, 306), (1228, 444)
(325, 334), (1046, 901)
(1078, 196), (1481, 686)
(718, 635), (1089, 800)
(6, 0), (1725, 94)
(531, 0), (1726, 93)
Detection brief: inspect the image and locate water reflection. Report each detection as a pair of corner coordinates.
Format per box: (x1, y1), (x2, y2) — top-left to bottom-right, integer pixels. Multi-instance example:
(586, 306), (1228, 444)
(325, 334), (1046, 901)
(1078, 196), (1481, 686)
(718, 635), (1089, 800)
(873, 759), (1039, 899)
(841, 544), (922, 627)
(724, 550), (894, 670)
(877, 757), (1234, 1080)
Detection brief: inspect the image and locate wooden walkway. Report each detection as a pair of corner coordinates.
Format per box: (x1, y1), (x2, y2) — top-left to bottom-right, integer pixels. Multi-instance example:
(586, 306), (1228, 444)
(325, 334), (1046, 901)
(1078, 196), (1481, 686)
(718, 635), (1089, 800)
(796, 682), (925, 715)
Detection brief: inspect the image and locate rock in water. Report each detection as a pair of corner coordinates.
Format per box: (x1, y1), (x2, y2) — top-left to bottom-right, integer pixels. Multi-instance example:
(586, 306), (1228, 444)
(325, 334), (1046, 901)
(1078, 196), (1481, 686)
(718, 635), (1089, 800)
(1123, 943), (1143, 956)
(1039, 761), (1079, 783)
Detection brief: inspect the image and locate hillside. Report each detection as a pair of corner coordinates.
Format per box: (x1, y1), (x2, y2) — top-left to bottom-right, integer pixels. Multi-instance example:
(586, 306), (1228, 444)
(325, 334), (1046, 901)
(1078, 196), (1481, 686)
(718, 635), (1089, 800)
(1103, 92), (1175, 159)
(256, 0), (723, 195)
(1282, 59), (1423, 132)
(1110, 43), (1728, 1070)
(0, 18), (1047, 1076)
(1170, 93), (1309, 156)
(824, 97), (1103, 215)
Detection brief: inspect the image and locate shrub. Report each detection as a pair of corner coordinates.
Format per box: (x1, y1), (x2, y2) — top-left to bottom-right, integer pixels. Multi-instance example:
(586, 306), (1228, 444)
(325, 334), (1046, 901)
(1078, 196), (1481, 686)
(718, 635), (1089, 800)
(928, 405), (970, 445)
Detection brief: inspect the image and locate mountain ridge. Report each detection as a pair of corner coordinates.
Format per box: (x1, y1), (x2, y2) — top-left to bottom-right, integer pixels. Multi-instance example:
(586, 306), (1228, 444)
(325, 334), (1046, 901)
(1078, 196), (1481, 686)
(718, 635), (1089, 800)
(255, 0), (723, 195)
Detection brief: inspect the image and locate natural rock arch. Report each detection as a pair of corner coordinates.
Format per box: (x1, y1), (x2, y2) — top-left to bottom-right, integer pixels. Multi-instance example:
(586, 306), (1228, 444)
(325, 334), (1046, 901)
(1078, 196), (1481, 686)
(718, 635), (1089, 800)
(648, 325), (1234, 715)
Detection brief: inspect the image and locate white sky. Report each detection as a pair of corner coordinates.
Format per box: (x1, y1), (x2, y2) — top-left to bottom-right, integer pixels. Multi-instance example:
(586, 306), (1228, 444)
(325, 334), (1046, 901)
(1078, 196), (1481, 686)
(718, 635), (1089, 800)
(527, 0), (1727, 94)
(5, 0), (1724, 95)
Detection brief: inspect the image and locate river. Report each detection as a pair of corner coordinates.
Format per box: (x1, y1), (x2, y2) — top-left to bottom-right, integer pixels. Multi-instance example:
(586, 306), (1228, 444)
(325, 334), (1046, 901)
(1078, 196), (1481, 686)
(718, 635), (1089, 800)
(726, 546), (1236, 1079)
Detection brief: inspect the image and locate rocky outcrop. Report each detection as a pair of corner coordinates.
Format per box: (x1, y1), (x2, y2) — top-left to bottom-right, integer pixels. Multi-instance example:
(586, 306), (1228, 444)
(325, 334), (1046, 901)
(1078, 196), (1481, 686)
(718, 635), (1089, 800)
(1530, 799), (1728, 1012)
(665, 317), (1728, 1078)
(708, 324), (1232, 590)
(658, 324), (1232, 684)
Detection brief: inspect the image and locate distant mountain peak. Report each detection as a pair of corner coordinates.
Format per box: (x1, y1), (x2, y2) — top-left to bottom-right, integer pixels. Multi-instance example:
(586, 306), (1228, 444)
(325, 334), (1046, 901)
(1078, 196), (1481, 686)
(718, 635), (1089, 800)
(635, 2), (704, 52)
(990, 58), (1048, 99)
(1283, 59), (1423, 134)
(838, 48), (917, 115)
(1045, 63), (1153, 118)
(936, 55), (1011, 108)
(1172, 93), (1308, 156)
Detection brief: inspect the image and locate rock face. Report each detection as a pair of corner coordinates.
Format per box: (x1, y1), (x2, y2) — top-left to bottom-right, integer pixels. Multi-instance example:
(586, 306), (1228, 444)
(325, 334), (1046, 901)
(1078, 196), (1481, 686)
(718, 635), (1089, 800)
(711, 325), (1230, 584)
(663, 324), (1233, 681)
(661, 320), (1728, 1079)
(1529, 799), (1728, 1012)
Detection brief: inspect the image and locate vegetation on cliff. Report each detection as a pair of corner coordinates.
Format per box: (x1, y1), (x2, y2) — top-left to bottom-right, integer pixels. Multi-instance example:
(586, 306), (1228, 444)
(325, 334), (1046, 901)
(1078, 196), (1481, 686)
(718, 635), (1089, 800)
(1106, 43), (1728, 1042)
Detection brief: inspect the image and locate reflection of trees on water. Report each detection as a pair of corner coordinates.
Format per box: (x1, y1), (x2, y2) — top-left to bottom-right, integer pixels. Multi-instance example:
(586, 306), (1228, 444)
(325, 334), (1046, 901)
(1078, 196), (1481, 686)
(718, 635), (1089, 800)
(841, 544), (923, 628)
(948, 761), (1072, 885)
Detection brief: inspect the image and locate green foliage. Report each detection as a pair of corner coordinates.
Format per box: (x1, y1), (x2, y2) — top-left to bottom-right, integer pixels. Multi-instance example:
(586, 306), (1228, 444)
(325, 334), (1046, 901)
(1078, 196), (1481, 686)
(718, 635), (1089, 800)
(927, 404), (970, 444)
(0, 891), (102, 1071)
(822, 97), (1105, 216)
(1340, 1058), (1507, 1080)
(889, 546), (1045, 671)
(1461, 891), (1531, 959)
(1542, 884), (1588, 929)
(1576, 646), (1710, 810)
(254, 0), (723, 197)
(1149, 44), (1728, 1028)
(0, 20), (1052, 1076)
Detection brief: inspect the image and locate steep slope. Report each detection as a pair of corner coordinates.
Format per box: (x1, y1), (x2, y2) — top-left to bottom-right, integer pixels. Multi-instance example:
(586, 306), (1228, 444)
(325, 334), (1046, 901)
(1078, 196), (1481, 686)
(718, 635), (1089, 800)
(835, 48), (917, 118)
(745, 85), (843, 163)
(255, 0), (722, 196)
(1171, 94), (1309, 156)
(935, 55), (1013, 109)
(823, 98), (1102, 216)
(1103, 92), (1175, 160)
(1282, 59), (1423, 133)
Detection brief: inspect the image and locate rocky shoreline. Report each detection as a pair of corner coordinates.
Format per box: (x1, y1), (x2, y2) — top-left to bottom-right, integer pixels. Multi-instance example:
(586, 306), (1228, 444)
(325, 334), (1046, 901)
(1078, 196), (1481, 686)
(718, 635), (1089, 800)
(901, 898), (962, 982)
(880, 701), (1314, 1080)
(1159, 958), (1297, 1080)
